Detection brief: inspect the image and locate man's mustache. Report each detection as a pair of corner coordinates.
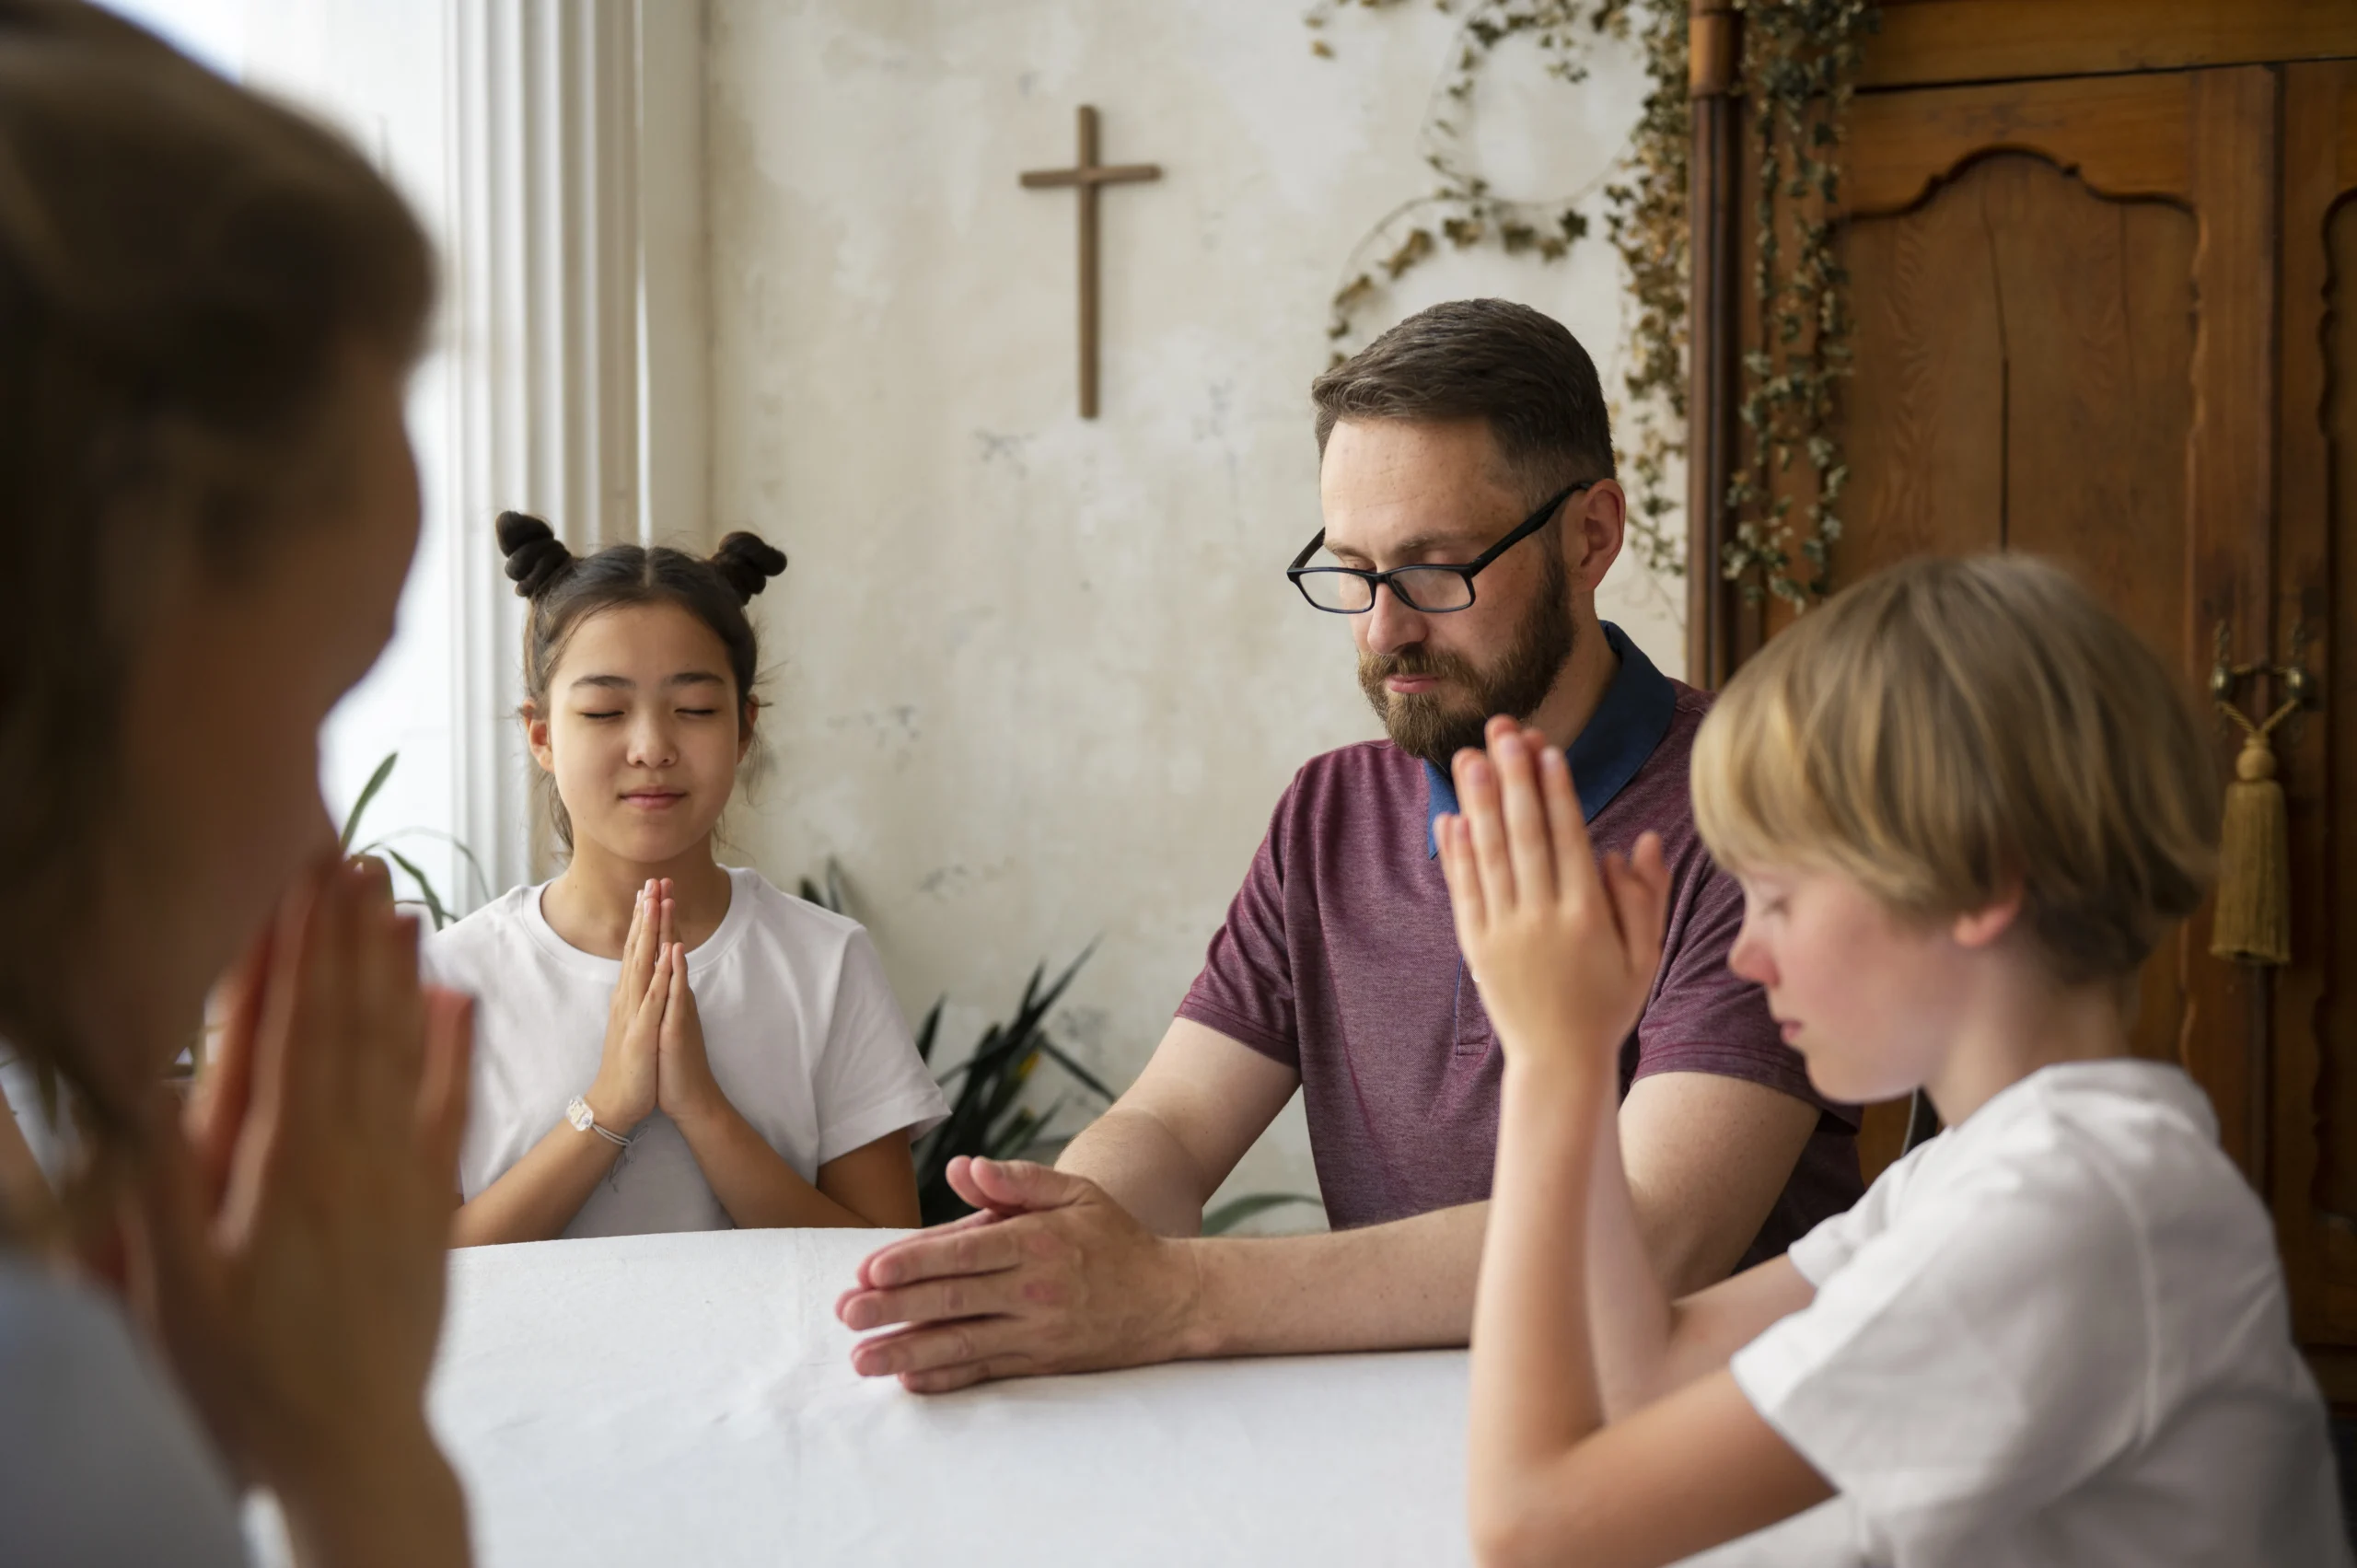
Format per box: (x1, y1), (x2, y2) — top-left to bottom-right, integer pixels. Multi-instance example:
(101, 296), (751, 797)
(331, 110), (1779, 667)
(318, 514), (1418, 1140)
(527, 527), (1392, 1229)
(1360, 647), (1484, 691)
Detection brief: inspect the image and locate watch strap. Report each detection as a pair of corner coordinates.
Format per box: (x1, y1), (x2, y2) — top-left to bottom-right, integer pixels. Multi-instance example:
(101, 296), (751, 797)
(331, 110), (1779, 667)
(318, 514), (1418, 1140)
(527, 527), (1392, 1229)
(566, 1094), (632, 1147)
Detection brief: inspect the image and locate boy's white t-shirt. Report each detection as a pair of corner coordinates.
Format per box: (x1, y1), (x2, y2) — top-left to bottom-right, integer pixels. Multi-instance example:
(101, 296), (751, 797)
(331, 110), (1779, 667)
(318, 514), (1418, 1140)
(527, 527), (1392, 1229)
(424, 867), (946, 1237)
(1685, 1059), (2348, 1568)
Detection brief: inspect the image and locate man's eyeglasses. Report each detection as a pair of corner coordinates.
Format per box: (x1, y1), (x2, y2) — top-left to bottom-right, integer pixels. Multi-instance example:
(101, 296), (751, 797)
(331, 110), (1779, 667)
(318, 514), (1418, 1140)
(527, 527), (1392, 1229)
(1285, 482), (1590, 615)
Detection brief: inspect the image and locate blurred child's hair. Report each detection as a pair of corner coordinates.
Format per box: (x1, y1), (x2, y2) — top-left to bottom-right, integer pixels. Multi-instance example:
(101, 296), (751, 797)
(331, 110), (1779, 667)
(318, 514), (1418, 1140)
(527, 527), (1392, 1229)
(495, 512), (786, 853)
(0, 1), (433, 1161)
(1690, 555), (2219, 983)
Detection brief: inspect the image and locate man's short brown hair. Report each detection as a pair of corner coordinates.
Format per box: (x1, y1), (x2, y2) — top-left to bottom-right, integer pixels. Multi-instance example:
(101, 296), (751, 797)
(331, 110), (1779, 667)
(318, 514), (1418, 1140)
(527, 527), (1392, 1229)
(1310, 298), (1615, 505)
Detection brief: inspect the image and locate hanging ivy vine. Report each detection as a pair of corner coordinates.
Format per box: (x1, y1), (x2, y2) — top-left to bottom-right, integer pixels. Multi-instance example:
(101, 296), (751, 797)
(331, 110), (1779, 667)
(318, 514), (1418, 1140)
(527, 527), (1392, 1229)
(1720, 0), (1878, 610)
(1307, 0), (1687, 581)
(1602, 0), (1693, 586)
(1306, 0), (1876, 609)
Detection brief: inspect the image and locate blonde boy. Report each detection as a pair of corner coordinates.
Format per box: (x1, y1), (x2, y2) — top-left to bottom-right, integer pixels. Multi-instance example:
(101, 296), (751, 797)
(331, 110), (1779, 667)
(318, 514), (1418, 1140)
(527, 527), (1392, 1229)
(1437, 556), (2346, 1566)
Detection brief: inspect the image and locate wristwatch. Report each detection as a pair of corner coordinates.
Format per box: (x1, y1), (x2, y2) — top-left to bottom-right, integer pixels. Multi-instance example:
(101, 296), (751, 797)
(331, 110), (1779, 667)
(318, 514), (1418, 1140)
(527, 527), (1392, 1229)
(566, 1095), (633, 1148)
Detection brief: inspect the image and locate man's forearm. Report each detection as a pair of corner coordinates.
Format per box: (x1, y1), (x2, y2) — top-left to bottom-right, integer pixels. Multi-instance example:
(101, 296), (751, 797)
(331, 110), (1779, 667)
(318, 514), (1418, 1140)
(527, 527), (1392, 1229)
(1180, 1202), (1487, 1359)
(1057, 1107), (1221, 1237)
(1062, 1105), (1487, 1358)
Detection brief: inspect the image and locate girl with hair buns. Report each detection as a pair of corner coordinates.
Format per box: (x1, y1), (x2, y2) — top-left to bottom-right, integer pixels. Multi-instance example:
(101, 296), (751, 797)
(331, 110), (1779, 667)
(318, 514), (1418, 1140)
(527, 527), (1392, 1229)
(432, 516), (944, 1245)
(0, 2), (470, 1563)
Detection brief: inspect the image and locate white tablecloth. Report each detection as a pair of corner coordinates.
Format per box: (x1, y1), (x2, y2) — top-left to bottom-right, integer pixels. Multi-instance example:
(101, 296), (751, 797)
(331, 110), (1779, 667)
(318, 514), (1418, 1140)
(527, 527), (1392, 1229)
(350, 1228), (1472, 1566)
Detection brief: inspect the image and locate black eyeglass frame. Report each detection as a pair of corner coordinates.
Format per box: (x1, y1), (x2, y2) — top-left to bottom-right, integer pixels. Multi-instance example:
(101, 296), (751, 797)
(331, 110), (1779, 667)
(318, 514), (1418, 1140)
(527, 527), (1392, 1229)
(1284, 482), (1592, 615)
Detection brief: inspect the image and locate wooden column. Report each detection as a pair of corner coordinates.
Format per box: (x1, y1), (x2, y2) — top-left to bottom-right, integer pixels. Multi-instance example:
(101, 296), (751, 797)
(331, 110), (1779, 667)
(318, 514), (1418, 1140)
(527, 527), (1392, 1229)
(2180, 65), (2282, 1179)
(1686, 0), (1745, 689)
(2271, 55), (2355, 1376)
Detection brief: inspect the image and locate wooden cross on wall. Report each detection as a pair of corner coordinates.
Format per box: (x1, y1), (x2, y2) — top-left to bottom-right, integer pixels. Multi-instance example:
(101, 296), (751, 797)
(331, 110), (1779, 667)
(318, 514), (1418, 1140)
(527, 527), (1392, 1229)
(1020, 105), (1161, 419)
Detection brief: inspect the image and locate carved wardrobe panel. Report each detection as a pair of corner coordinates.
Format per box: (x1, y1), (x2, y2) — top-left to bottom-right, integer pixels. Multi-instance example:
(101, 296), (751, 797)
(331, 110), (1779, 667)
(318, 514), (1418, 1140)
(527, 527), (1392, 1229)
(1685, 1), (2357, 1390)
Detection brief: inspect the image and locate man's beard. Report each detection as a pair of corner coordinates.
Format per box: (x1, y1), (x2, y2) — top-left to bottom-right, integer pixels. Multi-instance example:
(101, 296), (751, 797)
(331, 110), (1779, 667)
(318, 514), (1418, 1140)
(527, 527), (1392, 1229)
(1356, 548), (1576, 770)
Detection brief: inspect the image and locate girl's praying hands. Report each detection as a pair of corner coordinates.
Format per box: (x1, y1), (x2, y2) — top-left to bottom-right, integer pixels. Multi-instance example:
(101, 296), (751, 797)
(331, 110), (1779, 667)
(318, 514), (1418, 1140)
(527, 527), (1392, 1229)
(583, 879), (668, 1136)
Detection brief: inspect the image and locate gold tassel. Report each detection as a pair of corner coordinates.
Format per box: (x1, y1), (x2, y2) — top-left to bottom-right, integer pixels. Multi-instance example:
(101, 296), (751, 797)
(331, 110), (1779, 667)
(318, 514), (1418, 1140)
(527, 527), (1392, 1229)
(2210, 730), (2290, 967)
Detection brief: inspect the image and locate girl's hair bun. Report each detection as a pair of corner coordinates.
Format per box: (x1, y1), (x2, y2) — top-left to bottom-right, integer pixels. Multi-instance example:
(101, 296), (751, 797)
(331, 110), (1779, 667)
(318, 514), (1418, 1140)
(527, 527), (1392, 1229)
(709, 531), (788, 605)
(496, 510), (574, 598)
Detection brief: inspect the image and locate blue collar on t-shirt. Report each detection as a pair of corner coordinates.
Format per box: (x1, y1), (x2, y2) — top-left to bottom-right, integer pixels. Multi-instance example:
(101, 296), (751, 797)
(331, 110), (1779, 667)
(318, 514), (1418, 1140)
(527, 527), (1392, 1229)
(1423, 621), (1677, 858)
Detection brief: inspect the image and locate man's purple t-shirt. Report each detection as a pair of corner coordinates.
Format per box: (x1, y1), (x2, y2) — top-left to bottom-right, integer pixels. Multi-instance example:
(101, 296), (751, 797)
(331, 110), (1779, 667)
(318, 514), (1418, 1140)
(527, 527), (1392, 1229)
(1178, 624), (1862, 1265)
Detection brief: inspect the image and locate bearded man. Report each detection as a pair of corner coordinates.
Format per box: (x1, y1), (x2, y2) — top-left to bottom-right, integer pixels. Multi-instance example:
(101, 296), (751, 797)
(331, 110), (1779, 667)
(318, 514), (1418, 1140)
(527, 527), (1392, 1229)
(837, 298), (1864, 1391)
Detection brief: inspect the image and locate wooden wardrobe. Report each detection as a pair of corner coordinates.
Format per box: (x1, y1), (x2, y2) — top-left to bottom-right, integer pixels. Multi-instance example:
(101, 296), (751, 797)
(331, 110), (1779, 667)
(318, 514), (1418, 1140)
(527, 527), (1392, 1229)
(1685, 0), (2357, 1397)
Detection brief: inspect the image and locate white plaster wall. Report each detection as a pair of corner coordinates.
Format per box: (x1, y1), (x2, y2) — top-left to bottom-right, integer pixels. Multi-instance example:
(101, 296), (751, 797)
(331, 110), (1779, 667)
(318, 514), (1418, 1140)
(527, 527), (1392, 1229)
(706, 1), (1678, 1219)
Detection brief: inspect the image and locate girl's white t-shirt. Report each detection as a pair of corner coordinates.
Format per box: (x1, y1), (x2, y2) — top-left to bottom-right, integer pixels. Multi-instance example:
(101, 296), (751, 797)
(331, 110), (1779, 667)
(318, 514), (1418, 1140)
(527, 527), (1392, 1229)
(424, 867), (946, 1237)
(1683, 1059), (2348, 1568)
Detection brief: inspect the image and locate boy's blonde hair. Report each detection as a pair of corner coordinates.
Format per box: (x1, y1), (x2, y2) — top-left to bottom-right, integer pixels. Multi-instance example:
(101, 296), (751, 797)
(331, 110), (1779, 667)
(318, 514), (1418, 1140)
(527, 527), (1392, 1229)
(1691, 555), (2219, 982)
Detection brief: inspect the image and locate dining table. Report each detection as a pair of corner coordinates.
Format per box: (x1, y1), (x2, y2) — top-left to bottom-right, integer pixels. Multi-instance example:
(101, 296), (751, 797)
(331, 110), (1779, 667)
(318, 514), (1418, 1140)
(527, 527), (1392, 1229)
(256, 1226), (1475, 1566)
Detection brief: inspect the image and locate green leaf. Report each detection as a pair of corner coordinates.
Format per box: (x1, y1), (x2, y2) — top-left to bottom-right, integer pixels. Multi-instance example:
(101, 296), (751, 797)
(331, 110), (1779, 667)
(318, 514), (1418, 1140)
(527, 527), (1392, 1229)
(1202, 1192), (1322, 1237)
(933, 1022), (1021, 1092)
(1034, 1039), (1118, 1103)
(338, 751), (399, 854)
(365, 826), (493, 906)
(376, 844), (452, 930)
(985, 1109), (1039, 1161)
(908, 943), (1109, 1213)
